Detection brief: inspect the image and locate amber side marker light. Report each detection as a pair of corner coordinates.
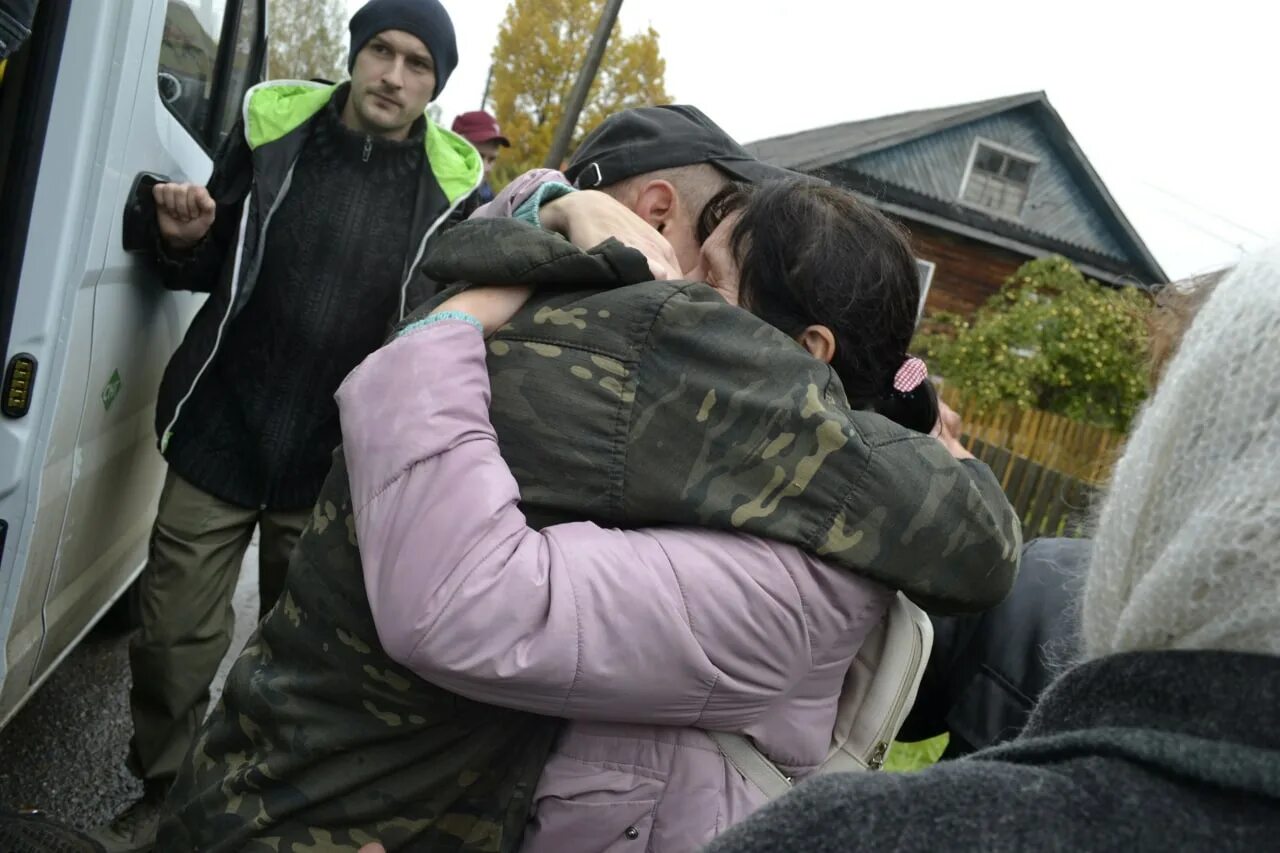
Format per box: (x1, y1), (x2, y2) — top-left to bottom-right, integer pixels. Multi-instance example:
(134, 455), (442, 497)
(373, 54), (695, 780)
(3, 354), (37, 418)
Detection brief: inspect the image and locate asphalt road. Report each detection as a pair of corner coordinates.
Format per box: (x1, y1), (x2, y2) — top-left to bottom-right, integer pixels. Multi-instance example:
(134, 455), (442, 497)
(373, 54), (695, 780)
(0, 541), (261, 833)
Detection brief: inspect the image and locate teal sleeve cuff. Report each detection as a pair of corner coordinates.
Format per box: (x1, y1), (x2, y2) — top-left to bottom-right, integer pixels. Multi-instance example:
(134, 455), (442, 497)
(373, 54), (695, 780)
(513, 182), (577, 228)
(397, 310), (484, 338)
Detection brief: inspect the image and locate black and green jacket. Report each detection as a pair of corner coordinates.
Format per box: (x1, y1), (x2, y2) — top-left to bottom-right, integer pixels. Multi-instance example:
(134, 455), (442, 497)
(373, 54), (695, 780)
(151, 81), (482, 464)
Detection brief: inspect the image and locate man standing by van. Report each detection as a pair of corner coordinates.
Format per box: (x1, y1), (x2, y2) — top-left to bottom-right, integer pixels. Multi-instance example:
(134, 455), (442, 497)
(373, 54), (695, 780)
(92, 1), (481, 849)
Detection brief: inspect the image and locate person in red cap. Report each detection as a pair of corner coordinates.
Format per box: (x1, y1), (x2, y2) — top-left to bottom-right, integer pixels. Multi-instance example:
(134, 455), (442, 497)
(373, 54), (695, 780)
(451, 109), (509, 202)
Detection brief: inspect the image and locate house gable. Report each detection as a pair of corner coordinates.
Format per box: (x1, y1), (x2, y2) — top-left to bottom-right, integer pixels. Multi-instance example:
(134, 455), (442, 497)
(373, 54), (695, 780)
(746, 93), (1166, 285)
(848, 107), (1130, 262)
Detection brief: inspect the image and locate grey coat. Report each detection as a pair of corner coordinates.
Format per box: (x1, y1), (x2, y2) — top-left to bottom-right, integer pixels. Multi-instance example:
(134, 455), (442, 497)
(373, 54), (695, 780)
(705, 649), (1280, 852)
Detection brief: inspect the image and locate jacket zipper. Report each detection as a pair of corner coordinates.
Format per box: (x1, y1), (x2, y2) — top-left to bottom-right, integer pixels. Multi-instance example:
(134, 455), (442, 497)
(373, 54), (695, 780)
(362, 135), (372, 162)
(159, 197), (254, 453)
(866, 615), (926, 770)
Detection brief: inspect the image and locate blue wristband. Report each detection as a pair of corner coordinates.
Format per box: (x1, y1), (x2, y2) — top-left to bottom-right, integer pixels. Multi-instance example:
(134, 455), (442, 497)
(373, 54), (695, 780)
(397, 310), (484, 338)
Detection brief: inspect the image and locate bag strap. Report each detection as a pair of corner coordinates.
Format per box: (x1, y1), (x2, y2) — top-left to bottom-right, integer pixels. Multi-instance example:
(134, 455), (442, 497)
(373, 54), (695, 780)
(707, 732), (793, 799)
(710, 593), (934, 800)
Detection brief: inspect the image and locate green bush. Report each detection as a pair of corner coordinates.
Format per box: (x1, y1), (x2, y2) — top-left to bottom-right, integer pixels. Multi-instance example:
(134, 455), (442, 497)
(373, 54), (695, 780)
(914, 256), (1151, 430)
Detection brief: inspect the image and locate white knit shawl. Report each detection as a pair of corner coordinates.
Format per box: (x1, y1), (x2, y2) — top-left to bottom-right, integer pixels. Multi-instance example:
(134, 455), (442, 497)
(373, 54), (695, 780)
(1083, 244), (1280, 658)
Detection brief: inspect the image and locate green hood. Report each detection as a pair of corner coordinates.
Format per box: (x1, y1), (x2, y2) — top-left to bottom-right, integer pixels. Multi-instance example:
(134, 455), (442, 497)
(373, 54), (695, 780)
(241, 81), (482, 203)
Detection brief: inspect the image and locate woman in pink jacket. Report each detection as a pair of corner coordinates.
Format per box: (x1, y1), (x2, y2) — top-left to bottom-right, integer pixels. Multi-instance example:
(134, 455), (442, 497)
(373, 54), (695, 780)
(340, 182), (966, 852)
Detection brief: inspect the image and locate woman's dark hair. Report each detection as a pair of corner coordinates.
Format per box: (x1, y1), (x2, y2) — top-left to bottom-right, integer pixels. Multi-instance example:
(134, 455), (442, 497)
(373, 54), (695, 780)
(699, 180), (939, 434)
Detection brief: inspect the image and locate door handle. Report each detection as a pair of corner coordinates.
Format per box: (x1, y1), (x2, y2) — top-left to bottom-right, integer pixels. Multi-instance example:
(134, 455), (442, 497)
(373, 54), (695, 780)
(121, 171), (170, 254)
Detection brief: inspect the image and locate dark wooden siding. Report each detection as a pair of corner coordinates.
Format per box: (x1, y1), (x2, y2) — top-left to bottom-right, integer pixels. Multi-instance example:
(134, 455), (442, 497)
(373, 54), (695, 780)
(851, 108), (1131, 263)
(902, 220), (1030, 316)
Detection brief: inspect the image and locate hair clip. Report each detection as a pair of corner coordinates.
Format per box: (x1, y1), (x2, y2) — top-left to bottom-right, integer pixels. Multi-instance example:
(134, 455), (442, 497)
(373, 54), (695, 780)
(893, 357), (928, 394)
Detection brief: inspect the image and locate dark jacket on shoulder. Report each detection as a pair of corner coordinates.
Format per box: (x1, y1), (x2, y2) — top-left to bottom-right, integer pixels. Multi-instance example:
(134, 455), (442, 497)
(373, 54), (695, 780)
(707, 650), (1280, 853)
(902, 537), (1088, 756)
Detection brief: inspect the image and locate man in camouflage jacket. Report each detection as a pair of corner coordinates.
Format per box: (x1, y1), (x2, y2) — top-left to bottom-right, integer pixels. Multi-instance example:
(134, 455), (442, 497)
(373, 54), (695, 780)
(158, 213), (1021, 852)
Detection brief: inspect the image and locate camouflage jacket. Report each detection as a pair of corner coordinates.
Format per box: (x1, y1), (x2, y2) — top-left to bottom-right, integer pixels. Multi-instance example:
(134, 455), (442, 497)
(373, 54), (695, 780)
(159, 219), (1021, 852)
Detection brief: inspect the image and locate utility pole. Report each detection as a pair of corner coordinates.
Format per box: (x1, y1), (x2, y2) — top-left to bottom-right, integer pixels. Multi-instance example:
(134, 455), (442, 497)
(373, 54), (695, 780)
(480, 63), (494, 110)
(543, 0), (624, 168)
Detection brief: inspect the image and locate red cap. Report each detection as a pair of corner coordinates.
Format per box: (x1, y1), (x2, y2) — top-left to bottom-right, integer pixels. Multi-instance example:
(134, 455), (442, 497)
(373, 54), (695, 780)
(450, 111), (510, 147)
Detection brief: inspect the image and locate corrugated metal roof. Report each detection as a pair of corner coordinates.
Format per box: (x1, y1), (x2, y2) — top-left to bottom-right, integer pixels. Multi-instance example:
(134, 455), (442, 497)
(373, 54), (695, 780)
(744, 93), (1045, 171)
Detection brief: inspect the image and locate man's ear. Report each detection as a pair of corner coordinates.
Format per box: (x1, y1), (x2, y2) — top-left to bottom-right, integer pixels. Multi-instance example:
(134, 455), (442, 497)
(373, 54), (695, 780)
(797, 325), (837, 364)
(631, 179), (678, 233)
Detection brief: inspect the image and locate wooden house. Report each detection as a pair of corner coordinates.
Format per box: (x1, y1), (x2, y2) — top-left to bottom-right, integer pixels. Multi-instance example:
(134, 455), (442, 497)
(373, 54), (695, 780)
(745, 92), (1168, 316)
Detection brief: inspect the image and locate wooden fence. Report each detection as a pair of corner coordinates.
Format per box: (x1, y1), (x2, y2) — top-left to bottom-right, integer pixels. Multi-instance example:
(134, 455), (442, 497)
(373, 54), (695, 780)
(963, 437), (1096, 539)
(939, 387), (1127, 538)
(939, 386), (1125, 485)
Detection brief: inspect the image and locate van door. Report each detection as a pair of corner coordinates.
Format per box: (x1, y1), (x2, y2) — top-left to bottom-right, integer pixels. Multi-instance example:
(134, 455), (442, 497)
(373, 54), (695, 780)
(0, 0), (98, 727)
(31, 0), (265, 682)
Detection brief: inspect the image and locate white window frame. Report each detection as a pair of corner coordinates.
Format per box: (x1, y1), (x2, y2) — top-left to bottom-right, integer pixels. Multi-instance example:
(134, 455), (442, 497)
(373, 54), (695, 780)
(915, 258), (936, 325)
(957, 137), (1040, 219)
(158, 0), (265, 153)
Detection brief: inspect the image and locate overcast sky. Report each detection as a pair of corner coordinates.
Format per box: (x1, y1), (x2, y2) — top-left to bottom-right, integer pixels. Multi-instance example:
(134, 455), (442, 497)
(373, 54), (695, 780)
(348, 0), (1277, 279)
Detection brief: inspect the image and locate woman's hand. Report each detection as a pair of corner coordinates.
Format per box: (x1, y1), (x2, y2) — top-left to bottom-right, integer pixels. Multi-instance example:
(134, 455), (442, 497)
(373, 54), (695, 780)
(934, 401), (974, 460)
(433, 285), (534, 337)
(540, 189), (682, 281)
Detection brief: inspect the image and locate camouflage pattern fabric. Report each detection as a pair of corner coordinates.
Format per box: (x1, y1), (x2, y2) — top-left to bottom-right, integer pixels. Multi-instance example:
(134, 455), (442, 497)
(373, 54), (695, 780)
(159, 218), (1021, 852)
(159, 454), (557, 853)
(427, 219), (1023, 611)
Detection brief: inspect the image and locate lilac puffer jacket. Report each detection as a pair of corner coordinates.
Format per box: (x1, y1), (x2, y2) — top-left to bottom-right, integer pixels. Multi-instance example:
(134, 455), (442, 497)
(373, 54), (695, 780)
(337, 320), (893, 852)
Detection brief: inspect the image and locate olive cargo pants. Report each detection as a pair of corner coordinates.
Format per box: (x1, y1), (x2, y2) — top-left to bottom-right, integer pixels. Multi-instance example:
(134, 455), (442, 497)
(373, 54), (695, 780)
(126, 469), (309, 783)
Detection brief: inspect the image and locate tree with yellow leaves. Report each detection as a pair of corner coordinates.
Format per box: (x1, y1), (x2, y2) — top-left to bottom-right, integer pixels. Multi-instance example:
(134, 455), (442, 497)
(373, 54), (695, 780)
(489, 0), (671, 185)
(267, 0), (347, 83)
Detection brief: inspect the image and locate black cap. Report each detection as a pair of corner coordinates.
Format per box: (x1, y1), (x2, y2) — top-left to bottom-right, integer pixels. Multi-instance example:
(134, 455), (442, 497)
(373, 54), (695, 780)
(565, 105), (804, 189)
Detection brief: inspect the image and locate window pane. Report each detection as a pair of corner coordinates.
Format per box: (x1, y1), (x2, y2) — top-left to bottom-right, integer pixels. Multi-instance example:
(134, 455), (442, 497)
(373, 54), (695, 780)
(914, 258), (934, 321)
(961, 171), (997, 205)
(158, 0), (229, 146)
(962, 170), (1029, 218)
(213, 0), (262, 147)
(999, 184), (1026, 216)
(1004, 158), (1033, 184)
(984, 179), (1008, 210)
(973, 145), (1003, 174)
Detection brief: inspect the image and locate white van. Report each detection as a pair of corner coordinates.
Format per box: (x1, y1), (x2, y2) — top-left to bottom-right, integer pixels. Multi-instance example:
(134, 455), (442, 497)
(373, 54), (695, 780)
(0, 0), (266, 728)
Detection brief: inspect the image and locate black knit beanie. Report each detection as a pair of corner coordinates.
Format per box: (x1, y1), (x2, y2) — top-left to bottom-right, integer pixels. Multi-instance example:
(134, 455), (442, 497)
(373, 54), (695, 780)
(348, 0), (457, 99)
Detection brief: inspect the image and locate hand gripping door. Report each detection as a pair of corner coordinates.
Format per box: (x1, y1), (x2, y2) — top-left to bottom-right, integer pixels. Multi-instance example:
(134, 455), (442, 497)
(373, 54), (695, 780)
(710, 592), (934, 798)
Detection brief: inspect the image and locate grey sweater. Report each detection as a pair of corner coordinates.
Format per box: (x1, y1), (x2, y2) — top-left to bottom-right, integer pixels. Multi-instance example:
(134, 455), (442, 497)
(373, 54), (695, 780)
(705, 650), (1280, 853)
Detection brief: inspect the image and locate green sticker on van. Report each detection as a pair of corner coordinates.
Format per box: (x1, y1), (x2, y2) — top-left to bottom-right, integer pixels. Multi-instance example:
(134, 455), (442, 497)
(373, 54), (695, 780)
(101, 369), (122, 411)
